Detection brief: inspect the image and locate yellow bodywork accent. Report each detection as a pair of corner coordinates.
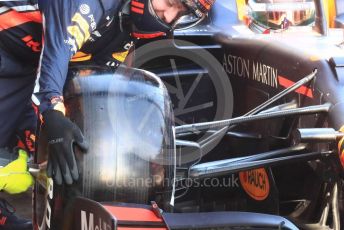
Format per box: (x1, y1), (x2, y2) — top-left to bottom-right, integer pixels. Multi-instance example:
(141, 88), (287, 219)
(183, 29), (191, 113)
(322, 0), (337, 28)
(309, 55), (321, 62)
(236, 0), (247, 21)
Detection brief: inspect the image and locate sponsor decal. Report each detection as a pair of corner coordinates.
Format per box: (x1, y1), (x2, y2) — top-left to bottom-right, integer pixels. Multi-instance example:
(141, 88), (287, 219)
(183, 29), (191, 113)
(67, 10), (96, 50)
(239, 168), (270, 201)
(106, 61), (119, 67)
(222, 53), (314, 98)
(124, 41), (134, 50)
(88, 14), (97, 31)
(67, 13), (90, 49)
(22, 35), (41, 52)
(81, 210), (112, 230)
(67, 24), (84, 49)
(222, 54), (278, 88)
(38, 178), (53, 230)
(79, 4), (90, 15)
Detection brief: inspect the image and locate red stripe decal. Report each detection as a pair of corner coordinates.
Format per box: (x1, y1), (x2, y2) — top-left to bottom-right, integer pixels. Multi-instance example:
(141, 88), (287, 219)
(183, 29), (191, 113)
(278, 76), (314, 98)
(0, 10), (42, 31)
(103, 206), (163, 222)
(132, 32), (166, 39)
(131, 6), (144, 14)
(131, 1), (144, 9)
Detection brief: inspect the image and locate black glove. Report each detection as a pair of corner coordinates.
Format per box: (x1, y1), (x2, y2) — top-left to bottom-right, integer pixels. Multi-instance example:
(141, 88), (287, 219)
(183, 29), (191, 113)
(43, 110), (88, 185)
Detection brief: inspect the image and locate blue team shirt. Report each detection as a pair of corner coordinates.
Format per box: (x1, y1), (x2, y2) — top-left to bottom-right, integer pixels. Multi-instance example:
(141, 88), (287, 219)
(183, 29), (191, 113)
(0, 0), (134, 112)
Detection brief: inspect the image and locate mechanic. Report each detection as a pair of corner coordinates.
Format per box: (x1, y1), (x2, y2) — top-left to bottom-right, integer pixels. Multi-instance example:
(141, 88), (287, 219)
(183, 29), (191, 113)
(0, 0), (215, 229)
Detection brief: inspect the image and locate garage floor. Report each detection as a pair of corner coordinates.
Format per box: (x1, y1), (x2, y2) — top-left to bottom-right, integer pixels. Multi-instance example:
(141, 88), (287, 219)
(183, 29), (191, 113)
(0, 189), (32, 220)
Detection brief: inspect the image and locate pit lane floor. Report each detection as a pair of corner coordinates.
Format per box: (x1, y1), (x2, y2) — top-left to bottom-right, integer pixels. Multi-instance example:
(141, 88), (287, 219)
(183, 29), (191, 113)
(1, 188), (32, 220)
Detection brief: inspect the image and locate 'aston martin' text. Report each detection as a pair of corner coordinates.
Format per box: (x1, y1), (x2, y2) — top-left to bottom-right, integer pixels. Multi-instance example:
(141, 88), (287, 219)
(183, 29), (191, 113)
(223, 54), (278, 88)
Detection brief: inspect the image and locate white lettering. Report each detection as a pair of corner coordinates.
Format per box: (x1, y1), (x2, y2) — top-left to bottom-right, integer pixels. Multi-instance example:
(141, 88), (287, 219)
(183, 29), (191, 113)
(253, 62), (259, 81)
(46, 178), (54, 229)
(81, 211), (112, 230)
(243, 58), (250, 77)
(46, 201), (52, 229)
(38, 178), (54, 230)
(252, 61), (278, 88)
(124, 41), (134, 50)
(262, 64), (267, 84)
(223, 54), (250, 78)
(88, 15), (97, 30)
(81, 211), (94, 230)
(271, 67), (278, 88)
(222, 54), (228, 73)
(223, 53), (278, 88)
(48, 178), (53, 199)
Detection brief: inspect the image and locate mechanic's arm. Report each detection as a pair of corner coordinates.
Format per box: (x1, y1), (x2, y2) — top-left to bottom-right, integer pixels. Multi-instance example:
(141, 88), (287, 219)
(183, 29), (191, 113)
(34, 0), (102, 185)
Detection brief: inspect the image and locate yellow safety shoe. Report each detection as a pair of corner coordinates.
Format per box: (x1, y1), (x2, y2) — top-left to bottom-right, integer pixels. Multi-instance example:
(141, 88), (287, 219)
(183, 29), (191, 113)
(0, 149), (33, 194)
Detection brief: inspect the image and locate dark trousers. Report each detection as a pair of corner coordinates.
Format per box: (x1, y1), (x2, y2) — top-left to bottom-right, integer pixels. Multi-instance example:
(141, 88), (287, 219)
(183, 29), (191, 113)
(0, 48), (37, 150)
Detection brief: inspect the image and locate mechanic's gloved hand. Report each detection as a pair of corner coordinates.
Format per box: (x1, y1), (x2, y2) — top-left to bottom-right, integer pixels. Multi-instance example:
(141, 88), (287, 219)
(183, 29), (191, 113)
(0, 149), (33, 194)
(43, 110), (88, 185)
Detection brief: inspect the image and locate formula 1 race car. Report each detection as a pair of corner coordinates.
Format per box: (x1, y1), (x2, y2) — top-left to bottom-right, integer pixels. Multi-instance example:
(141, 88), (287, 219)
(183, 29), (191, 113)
(32, 0), (344, 229)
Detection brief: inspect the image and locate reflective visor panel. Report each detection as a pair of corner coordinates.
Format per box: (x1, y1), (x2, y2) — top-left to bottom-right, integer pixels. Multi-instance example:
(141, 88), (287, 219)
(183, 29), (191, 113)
(248, 0), (315, 30)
